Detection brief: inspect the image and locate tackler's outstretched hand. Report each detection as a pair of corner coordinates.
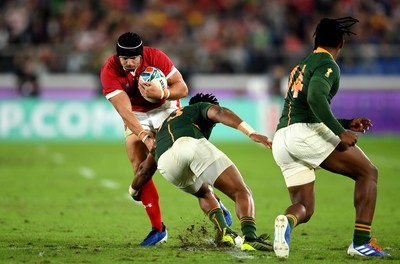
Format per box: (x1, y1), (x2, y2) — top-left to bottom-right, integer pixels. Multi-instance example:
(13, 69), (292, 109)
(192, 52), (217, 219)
(249, 133), (273, 150)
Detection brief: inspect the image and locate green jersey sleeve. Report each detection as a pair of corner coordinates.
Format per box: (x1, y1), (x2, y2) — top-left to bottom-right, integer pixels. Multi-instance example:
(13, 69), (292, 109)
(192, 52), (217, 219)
(337, 118), (351, 128)
(307, 64), (345, 135)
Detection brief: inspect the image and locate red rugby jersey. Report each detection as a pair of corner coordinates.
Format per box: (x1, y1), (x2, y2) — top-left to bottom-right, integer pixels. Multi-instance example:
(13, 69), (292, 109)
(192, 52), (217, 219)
(100, 46), (178, 112)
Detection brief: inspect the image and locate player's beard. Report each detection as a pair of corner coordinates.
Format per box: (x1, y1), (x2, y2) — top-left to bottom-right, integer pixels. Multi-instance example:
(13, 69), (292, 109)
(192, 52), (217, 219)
(122, 62), (139, 71)
(123, 65), (137, 71)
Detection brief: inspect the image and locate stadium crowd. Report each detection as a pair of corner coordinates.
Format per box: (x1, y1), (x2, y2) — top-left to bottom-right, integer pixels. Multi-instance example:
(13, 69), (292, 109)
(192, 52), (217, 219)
(0, 0), (399, 79)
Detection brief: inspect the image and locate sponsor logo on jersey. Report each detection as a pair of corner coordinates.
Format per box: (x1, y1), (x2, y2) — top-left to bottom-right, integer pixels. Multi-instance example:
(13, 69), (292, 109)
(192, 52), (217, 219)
(325, 68), (333, 78)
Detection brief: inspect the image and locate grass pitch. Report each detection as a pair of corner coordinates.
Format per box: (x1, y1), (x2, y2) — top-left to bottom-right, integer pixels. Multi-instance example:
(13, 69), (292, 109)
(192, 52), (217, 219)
(0, 136), (399, 263)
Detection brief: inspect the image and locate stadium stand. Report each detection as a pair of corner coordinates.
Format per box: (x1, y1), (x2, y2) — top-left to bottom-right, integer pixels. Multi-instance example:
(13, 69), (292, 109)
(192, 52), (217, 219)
(0, 0), (399, 77)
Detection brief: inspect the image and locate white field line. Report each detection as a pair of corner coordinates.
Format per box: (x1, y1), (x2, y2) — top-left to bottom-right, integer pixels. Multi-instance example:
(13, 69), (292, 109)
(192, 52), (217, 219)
(78, 166), (95, 179)
(100, 179), (119, 189)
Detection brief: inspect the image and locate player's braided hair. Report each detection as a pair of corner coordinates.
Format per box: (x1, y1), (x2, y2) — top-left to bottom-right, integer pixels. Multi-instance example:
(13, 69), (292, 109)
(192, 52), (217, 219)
(189, 93), (220, 105)
(313, 17), (359, 50)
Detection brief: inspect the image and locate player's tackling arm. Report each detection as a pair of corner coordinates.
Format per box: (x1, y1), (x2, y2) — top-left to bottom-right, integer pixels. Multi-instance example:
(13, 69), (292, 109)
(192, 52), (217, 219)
(131, 153), (156, 194)
(206, 105), (272, 149)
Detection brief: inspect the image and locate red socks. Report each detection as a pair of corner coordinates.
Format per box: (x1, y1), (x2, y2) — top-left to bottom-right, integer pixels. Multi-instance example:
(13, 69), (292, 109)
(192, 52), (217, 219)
(140, 179), (163, 231)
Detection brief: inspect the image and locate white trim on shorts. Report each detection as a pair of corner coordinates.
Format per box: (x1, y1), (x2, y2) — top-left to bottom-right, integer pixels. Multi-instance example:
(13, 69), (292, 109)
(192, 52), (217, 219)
(124, 100), (179, 136)
(272, 123), (340, 187)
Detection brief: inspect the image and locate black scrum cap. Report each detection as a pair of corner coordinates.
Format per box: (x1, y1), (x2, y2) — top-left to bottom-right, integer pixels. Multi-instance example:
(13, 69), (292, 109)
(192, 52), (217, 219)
(116, 32), (143, 57)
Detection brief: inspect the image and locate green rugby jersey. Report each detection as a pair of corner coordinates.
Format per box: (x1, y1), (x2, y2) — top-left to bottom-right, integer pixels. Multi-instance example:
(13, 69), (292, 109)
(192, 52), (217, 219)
(276, 47), (348, 135)
(155, 102), (215, 161)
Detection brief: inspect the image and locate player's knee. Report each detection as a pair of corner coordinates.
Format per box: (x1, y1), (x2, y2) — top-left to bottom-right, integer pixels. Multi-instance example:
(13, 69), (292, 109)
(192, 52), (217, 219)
(194, 183), (213, 199)
(227, 187), (252, 204)
(371, 163), (378, 175)
(361, 163), (378, 183)
(369, 164), (378, 184)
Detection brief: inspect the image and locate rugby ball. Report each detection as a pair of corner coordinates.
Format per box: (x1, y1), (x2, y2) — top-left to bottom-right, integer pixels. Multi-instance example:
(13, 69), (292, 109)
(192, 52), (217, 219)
(139, 66), (167, 103)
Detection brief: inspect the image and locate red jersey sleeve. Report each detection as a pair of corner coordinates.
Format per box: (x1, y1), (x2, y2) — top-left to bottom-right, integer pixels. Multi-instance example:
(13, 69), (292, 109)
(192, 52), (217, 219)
(100, 54), (126, 99)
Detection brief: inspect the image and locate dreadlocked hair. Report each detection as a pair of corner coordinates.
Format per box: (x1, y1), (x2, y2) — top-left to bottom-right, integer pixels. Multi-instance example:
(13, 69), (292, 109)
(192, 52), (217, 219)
(189, 93), (220, 106)
(313, 17), (359, 50)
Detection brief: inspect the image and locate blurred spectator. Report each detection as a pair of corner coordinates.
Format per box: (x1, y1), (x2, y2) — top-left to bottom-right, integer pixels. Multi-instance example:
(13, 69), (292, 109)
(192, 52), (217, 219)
(0, 0), (399, 79)
(14, 48), (40, 97)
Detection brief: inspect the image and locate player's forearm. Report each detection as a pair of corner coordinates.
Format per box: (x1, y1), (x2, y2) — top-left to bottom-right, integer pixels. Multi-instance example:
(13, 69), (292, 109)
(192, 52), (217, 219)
(132, 173), (149, 191)
(116, 107), (144, 136)
(337, 118), (352, 129)
(132, 154), (156, 190)
(211, 106), (242, 128)
(210, 106), (256, 136)
(110, 95), (144, 136)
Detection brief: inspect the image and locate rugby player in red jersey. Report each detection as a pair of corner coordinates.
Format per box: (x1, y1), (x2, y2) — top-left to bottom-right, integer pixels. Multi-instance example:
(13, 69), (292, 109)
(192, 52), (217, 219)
(100, 32), (188, 246)
(100, 32), (232, 246)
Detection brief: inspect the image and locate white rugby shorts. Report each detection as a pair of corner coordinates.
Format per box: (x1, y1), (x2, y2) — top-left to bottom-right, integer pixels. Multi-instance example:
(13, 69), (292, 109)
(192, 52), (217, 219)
(272, 123), (340, 187)
(125, 100), (179, 136)
(157, 137), (233, 194)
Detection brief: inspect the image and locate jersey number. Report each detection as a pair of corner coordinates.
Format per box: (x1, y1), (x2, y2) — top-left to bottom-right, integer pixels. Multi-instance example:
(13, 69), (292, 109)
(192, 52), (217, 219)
(167, 107), (184, 122)
(286, 64), (306, 98)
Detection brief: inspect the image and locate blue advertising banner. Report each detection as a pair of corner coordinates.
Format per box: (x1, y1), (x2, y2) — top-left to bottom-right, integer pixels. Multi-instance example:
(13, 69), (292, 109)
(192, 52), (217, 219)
(0, 99), (124, 141)
(0, 98), (260, 142)
(0, 93), (398, 142)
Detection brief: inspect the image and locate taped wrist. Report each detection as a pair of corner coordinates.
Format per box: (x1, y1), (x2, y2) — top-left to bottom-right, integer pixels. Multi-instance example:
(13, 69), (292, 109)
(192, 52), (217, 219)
(141, 134), (150, 143)
(237, 121), (256, 136)
(137, 129), (150, 142)
(129, 185), (139, 197)
(137, 129), (146, 138)
(160, 89), (170, 100)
